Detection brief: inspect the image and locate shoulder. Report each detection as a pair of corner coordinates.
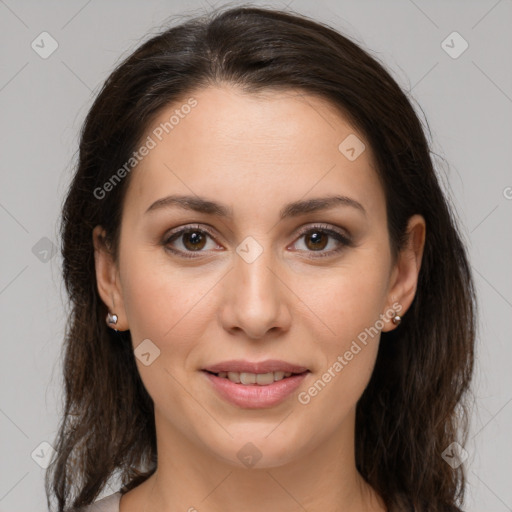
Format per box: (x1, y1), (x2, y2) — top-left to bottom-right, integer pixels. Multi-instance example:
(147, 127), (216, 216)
(68, 491), (122, 512)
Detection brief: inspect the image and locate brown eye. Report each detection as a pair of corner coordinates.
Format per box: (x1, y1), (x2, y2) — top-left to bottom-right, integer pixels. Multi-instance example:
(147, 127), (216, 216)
(164, 225), (220, 258)
(164, 223), (352, 260)
(291, 224), (353, 258)
(181, 230), (207, 251)
(304, 231), (329, 251)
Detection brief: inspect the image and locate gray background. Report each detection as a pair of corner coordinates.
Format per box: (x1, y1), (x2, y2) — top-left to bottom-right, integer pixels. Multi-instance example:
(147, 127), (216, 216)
(0, 0), (511, 510)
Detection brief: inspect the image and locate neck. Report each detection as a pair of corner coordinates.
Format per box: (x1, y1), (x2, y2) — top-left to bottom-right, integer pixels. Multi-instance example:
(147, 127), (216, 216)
(134, 407), (386, 512)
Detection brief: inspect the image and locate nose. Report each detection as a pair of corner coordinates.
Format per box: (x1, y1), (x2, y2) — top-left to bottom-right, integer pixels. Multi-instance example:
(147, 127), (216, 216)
(219, 246), (292, 340)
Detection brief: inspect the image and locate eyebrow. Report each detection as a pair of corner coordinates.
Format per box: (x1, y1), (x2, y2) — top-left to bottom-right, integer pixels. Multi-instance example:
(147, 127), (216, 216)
(145, 194), (366, 219)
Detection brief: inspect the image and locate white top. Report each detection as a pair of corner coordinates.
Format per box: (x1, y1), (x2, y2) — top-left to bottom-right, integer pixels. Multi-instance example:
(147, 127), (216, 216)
(78, 491), (122, 512)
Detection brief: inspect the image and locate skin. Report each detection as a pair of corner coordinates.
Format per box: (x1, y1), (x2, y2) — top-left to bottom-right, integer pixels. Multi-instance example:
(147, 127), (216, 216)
(93, 85), (425, 512)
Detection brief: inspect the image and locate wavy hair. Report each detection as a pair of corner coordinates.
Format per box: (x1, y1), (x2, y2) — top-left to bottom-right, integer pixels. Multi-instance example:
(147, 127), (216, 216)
(46, 5), (476, 511)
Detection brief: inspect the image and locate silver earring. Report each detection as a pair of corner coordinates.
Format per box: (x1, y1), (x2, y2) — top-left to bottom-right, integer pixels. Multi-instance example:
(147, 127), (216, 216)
(392, 312), (402, 326)
(106, 312), (118, 330)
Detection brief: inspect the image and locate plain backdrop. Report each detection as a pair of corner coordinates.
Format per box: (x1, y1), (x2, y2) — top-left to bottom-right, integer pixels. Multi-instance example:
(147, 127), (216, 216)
(0, 0), (511, 510)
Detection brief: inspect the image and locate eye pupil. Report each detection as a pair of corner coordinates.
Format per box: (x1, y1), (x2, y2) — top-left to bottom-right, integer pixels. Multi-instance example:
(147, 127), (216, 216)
(306, 231), (327, 250)
(183, 231), (206, 251)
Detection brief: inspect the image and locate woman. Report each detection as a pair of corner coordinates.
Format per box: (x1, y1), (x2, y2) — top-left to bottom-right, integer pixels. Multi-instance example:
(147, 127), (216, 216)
(46, 5), (476, 512)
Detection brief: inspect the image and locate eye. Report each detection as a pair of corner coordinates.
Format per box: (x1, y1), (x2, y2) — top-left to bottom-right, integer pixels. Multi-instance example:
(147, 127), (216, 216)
(163, 223), (353, 260)
(290, 224), (353, 258)
(163, 224), (221, 258)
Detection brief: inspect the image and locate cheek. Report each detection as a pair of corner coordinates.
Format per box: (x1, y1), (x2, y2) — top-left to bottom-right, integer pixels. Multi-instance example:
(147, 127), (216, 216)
(119, 249), (214, 405)
(306, 256), (389, 341)
(120, 246), (223, 359)
(298, 254), (389, 394)
(118, 234), (176, 322)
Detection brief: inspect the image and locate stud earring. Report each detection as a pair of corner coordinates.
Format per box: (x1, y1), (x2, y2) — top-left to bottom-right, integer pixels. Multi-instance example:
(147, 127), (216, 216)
(106, 312), (118, 331)
(391, 312), (402, 326)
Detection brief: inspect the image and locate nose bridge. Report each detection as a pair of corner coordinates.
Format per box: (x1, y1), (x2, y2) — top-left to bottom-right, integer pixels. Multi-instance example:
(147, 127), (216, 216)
(221, 237), (290, 338)
(235, 236), (279, 303)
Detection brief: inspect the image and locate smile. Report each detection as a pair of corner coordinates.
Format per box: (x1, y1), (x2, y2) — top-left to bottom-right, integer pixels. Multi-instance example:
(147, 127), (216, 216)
(202, 369), (310, 409)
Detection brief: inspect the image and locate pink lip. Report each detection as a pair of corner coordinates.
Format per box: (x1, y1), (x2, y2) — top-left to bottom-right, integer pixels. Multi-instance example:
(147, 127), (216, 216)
(202, 359), (309, 374)
(202, 370), (309, 409)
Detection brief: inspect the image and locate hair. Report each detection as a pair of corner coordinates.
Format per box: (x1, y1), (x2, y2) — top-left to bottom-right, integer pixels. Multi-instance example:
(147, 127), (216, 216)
(46, 4), (476, 512)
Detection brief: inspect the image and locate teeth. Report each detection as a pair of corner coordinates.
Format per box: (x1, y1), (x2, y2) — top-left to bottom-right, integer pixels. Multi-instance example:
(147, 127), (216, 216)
(215, 371), (295, 385)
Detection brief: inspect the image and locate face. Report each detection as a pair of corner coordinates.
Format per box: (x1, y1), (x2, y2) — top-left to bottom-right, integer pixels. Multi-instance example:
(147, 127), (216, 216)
(94, 85), (424, 469)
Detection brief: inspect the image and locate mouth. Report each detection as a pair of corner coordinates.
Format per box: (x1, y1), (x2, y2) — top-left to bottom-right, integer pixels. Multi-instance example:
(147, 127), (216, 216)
(202, 369), (310, 385)
(201, 369), (311, 409)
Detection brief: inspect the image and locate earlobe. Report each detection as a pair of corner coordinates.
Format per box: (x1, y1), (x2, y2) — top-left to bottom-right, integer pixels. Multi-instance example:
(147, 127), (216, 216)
(92, 226), (129, 331)
(382, 214), (426, 332)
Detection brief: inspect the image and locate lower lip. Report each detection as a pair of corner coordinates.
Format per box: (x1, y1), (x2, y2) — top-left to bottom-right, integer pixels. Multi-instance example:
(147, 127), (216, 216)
(202, 370), (309, 409)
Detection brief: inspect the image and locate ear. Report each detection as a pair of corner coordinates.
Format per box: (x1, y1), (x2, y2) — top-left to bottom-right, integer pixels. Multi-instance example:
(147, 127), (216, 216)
(92, 225), (129, 331)
(381, 214), (426, 332)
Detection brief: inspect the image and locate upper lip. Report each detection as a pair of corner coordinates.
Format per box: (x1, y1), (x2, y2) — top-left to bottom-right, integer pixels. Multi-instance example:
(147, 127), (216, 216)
(202, 359), (310, 374)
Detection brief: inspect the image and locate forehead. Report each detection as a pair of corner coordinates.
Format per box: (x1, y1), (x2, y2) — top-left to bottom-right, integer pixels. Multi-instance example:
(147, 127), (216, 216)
(125, 85), (385, 220)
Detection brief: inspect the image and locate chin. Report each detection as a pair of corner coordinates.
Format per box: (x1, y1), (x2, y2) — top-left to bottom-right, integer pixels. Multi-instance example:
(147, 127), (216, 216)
(203, 429), (306, 470)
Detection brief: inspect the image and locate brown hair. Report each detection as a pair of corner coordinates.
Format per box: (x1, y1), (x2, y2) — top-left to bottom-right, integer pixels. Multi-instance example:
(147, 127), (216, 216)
(46, 5), (476, 511)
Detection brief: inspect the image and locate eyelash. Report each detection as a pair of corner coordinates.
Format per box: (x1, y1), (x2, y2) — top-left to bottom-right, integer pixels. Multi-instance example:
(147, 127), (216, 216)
(163, 223), (353, 260)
